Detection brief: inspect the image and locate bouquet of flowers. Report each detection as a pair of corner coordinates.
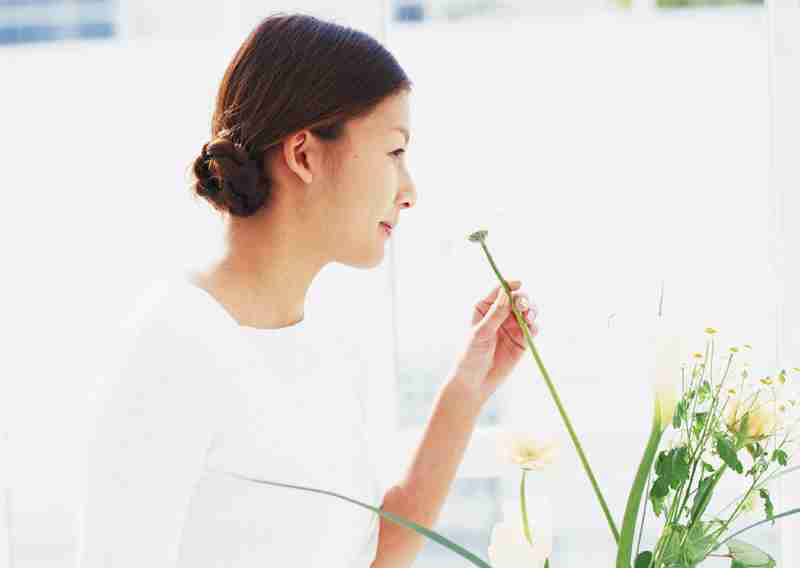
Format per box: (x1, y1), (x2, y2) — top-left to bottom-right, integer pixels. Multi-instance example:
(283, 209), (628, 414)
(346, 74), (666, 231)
(618, 332), (800, 568)
(233, 229), (799, 568)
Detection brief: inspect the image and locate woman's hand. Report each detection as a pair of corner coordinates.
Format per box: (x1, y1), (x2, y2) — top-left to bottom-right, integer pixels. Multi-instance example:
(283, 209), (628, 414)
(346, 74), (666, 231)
(451, 280), (539, 406)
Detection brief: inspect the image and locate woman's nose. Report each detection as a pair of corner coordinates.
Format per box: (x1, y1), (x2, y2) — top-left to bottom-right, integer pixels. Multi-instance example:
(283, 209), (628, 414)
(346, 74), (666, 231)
(399, 176), (417, 210)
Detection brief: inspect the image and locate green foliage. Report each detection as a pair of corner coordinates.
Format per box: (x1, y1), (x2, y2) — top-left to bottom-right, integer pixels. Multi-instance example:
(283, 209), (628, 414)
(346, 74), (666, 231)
(698, 381), (712, 404)
(684, 520), (722, 565)
(758, 488), (774, 524)
(635, 550), (653, 568)
(726, 539), (776, 567)
(771, 448), (788, 466)
(649, 446), (690, 517)
(656, 447), (690, 488)
(692, 412), (709, 437)
(656, 524), (686, 566)
(673, 399), (688, 429)
(715, 434), (744, 474)
(745, 442), (764, 460)
(634, 334), (797, 567)
(690, 475), (716, 522)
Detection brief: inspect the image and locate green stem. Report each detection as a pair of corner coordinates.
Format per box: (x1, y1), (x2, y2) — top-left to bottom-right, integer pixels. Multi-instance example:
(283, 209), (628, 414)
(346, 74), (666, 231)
(713, 464), (800, 518)
(710, 506), (800, 553)
(616, 412), (665, 568)
(478, 241), (620, 544)
(635, 467), (653, 561)
(521, 469), (533, 544)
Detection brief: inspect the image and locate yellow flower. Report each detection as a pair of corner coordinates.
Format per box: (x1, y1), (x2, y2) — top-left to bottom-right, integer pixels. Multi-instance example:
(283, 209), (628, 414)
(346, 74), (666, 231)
(693, 352), (704, 359)
(725, 396), (781, 441)
(705, 327), (718, 335)
(497, 431), (559, 471)
(488, 498), (553, 568)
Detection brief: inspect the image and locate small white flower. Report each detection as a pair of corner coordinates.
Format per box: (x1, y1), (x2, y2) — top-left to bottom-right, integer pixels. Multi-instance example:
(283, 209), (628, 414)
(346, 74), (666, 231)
(497, 431), (559, 471)
(488, 498), (553, 568)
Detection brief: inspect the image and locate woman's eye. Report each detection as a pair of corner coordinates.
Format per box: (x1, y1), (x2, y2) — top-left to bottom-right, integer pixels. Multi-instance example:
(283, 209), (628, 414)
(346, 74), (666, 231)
(391, 148), (406, 157)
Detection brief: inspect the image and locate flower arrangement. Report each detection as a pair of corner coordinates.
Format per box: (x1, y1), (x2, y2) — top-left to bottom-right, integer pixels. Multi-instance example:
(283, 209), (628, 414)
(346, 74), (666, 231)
(232, 229), (799, 567)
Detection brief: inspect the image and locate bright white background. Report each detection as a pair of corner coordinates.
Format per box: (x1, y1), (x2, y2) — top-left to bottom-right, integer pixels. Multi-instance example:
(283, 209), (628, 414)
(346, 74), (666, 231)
(0, 0), (796, 566)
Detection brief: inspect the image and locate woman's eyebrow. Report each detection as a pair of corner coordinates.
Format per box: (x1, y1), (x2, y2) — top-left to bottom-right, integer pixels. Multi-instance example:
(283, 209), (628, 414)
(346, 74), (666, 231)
(392, 126), (410, 144)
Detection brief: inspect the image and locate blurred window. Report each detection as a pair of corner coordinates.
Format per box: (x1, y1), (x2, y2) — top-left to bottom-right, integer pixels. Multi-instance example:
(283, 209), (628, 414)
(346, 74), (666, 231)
(0, 0), (115, 46)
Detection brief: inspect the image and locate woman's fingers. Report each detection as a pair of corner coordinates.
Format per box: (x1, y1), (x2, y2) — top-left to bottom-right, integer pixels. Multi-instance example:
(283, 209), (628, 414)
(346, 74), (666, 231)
(478, 280), (521, 310)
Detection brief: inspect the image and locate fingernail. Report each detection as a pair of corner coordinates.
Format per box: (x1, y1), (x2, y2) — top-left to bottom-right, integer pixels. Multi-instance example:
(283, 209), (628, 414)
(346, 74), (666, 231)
(517, 296), (529, 310)
(498, 290), (508, 306)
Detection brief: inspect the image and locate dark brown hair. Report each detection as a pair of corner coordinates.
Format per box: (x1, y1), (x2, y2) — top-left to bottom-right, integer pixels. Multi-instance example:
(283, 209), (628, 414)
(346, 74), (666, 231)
(189, 12), (413, 217)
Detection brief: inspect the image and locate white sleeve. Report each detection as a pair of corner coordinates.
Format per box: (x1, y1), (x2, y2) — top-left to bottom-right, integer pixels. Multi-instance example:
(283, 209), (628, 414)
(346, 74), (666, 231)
(76, 319), (229, 568)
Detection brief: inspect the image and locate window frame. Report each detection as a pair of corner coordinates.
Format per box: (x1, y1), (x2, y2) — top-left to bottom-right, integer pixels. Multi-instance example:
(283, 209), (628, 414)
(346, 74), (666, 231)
(767, 0), (800, 564)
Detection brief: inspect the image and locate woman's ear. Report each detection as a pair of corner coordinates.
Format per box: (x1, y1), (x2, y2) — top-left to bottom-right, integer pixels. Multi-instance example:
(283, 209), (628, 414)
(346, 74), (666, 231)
(281, 130), (316, 184)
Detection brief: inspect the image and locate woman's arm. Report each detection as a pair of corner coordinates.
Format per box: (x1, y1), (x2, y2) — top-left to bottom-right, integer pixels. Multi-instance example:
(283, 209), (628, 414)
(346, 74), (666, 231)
(370, 281), (536, 567)
(370, 372), (484, 568)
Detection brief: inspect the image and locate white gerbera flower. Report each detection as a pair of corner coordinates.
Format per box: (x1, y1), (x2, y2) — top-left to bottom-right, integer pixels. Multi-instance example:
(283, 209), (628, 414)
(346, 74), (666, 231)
(496, 431), (559, 471)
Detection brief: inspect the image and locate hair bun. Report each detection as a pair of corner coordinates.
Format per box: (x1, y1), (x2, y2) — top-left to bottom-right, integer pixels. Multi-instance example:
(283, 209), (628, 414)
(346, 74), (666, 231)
(191, 138), (269, 217)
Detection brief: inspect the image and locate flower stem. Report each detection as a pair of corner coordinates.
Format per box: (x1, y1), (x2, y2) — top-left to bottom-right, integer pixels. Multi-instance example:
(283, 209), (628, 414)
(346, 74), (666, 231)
(477, 240), (620, 544)
(521, 469), (533, 544)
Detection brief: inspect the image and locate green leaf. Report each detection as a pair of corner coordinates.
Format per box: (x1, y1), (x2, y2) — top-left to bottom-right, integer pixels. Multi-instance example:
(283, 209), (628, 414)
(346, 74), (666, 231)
(223, 474), (493, 567)
(634, 550), (653, 568)
(747, 460), (769, 478)
(683, 520), (719, 564)
(673, 399), (691, 430)
(726, 539), (776, 567)
(699, 380), (712, 403)
(691, 475), (716, 521)
(693, 412), (709, 436)
(716, 435), (744, 474)
(671, 446), (691, 489)
(655, 450), (670, 477)
(758, 488), (775, 524)
(617, 420), (664, 568)
(658, 524), (687, 566)
(653, 447), (691, 492)
(736, 414), (751, 448)
(746, 443), (764, 460)
(702, 461), (715, 473)
(771, 449), (788, 466)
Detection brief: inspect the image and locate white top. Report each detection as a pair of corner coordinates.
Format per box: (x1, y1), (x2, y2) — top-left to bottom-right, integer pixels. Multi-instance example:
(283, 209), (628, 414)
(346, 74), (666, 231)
(76, 274), (383, 567)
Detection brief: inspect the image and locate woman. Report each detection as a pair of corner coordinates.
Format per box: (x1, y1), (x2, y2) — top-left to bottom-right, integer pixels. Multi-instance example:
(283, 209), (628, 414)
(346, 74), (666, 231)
(77, 12), (538, 568)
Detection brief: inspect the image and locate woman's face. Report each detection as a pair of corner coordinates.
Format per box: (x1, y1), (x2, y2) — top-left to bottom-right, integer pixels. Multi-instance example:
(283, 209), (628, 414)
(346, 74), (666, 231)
(321, 90), (417, 268)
